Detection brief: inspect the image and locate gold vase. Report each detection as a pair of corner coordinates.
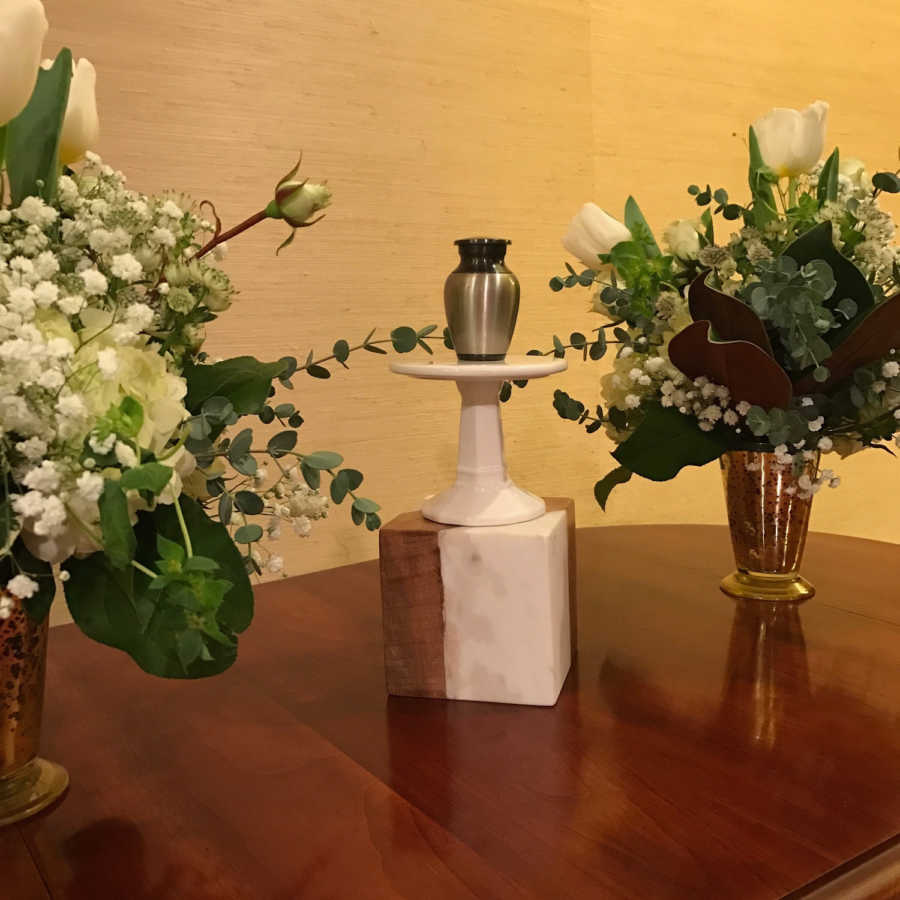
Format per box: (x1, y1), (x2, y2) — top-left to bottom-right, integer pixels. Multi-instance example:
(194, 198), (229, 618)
(719, 450), (818, 603)
(0, 592), (68, 826)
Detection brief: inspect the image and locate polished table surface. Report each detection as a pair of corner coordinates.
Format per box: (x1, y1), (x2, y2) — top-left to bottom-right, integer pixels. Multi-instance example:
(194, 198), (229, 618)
(3, 524), (900, 899)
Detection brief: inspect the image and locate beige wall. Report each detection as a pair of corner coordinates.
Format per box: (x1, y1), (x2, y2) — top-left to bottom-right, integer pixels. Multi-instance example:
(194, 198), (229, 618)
(44, 0), (899, 598)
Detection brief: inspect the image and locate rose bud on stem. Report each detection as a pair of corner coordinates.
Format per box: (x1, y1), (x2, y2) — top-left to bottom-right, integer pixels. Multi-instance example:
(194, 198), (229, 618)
(194, 153), (331, 259)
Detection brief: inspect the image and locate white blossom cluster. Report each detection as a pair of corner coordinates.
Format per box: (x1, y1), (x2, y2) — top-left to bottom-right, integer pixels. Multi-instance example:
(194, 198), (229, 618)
(0, 153), (245, 603)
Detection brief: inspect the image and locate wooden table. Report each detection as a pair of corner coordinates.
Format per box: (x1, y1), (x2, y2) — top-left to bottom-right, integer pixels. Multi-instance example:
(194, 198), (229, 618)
(3, 525), (900, 899)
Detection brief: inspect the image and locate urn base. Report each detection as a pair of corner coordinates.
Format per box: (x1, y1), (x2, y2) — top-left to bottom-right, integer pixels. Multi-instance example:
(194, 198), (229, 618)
(0, 757), (69, 826)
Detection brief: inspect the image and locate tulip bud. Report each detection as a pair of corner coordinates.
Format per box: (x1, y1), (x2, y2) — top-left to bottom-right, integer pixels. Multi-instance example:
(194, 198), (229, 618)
(562, 203), (632, 269)
(58, 58), (99, 165)
(752, 101), (829, 178)
(272, 180), (332, 227)
(0, 0), (48, 126)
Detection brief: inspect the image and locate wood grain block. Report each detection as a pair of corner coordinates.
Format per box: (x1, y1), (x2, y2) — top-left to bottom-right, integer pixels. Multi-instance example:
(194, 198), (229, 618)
(379, 498), (575, 706)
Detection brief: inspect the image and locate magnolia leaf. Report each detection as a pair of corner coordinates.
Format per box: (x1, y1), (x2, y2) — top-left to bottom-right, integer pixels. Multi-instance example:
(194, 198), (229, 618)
(184, 356), (288, 415)
(594, 466), (632, 510)
(687, 271), (774, 355)
(668, 321), (793, 408)
(793, 293), (900, 392)
(612, 405), (727, 481)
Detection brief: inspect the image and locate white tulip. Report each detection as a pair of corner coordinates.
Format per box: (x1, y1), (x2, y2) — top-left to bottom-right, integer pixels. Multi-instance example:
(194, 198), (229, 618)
(562, 203), (631, 269)
(0, 0), (48, 126)
(58, 58), (99, 165)
(752, 100), (829, 178)
(663, 219), (700, 260)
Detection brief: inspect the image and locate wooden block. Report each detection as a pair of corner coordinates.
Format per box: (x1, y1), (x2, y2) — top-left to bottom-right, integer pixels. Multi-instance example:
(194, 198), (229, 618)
(379, 499), (575, 706)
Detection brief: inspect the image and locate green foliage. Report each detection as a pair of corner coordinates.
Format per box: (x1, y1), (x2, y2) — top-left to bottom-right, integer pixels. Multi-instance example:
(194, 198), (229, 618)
(817, 148), (840, 205)
(553, 390), (585, 421)
(5, 49), (72, 205)
(872, 171), (900, 193)
(747, 126), (778, 227)
(390, 326), (418, 352)
(98, 480), (136, 569)
(184, 356), (289, 415)
(623, 196), (660, 257)
(594, 466), (632, 510)
(303, 450), (343, 469)
(120, 463), (173, 495)
(612, 405), (728, 481)
(266, 430), (298, 458)
(63, 498), (253, 678)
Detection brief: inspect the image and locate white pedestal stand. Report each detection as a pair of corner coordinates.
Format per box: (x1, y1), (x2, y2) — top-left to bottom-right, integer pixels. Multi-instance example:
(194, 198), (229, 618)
(390, 356), (567, 526)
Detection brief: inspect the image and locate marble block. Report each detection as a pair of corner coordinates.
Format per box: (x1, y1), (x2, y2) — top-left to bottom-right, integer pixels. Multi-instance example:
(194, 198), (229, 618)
(379, 498), (575, 706)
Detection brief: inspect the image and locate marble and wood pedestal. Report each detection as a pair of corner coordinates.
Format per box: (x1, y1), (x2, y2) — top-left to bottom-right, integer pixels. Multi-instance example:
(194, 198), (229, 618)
(380, 498), (575, 706)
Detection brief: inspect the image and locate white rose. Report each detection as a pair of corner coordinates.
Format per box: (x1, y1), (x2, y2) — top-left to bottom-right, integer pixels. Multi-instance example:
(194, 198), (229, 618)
(562, 203), (632, 269)
(0, 0), (47, 126)
(752, 101), (829, 178)
(58, 58), (100, 165)
(274, 181), (332, 227)
(662, 220), (700, 260)
(839, 157), (872, 193)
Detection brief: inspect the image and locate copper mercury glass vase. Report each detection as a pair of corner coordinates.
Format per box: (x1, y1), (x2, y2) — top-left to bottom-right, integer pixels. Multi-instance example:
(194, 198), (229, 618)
(719, 449), (819, 603)
(0, 591), (68, 825)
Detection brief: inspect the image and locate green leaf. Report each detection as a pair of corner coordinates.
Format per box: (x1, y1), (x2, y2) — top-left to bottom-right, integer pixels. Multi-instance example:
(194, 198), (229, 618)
(499, 381), (512, 403)
(333, 339), (350, 363)
(352, 497), (380, 514)
(64, 498), (253, 678)
(234, 491), (264, 515)
(258, 406), (275, 424)
(593, 466), (632, 510)
(156, 534), (185, 565)
(340, 468), (364, 490)
(417, 324), (437, 337)
(99, 480), (136, 569)
(303, 450), (343, 469)
(120, 463), (173, 495)
(390, 326), (418, 353)
(589, 331), (607, 360)
(5, 49), (73, 205)
(306, 365), (331, 379)
(817, 148), (840, 206)
(623, 196), (661, 256)
(218, 492), (233, 526)
(362, 343), (388, 355)
(700, 208), (714, 244)
(234, 524), (263, 543)
(288, 412), (304, 428)
(227, 428), (253, 468)
(351, 506), (365, 526)
(784, 222), (874, 346)
(748, 126), (778, 227)
(552, 335), (566, 357)
(183, 556), (220, 573)
(266, 430), (298, 458)
(177, 630), (204, 671)
(612, 405), (727, 481)
(301, 463), (320, 489)
(569, 332), (587, 349)
(183, 357), (288, 415)
(274, 402), (295, 418)
(365, 512), (382, 532)
(330, 471), (349, 503)
(872, 171), (900, 193)
(549, 277), (564, 292)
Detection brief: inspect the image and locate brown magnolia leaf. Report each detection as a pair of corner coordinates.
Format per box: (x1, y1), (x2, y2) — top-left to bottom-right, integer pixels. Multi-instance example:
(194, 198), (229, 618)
(688, 272), (774, 356)
(668, 321), (793, 408)
(793, 294), (900, 393)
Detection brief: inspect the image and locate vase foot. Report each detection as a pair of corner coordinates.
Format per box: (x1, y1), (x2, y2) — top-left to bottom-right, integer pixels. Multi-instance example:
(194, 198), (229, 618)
(0, 758), (69, 826)
(720, 571), (815, 603)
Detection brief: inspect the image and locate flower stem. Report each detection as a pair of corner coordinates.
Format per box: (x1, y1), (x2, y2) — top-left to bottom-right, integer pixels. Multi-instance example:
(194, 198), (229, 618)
(174, 499), (194, 558)
(196, 208), (269, 260)
(131, 560), (157, 579)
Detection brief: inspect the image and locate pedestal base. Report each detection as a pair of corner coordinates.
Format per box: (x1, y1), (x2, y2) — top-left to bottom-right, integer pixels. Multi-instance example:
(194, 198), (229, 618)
(380, 498), (575, 706)
(422, 481), (545, 527)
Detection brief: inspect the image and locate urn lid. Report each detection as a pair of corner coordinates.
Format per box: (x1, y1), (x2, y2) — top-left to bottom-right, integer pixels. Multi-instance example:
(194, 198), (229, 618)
(454, 237), (511, 262)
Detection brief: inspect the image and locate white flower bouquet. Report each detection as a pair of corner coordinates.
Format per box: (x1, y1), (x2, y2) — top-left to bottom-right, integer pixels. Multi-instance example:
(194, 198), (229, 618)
(0, 1), (438, 676)
(540, 101), (900, 506)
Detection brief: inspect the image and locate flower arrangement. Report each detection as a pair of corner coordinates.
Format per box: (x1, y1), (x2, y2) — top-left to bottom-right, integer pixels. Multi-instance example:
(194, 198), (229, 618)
(544, 101), (900, 508)
(0, 1), (439, 677)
